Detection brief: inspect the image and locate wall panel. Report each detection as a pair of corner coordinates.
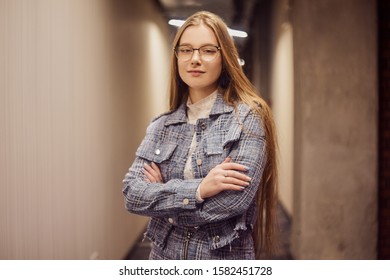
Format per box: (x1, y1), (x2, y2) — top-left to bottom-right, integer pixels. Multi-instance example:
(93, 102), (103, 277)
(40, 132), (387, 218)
(0, 0), (169, 259)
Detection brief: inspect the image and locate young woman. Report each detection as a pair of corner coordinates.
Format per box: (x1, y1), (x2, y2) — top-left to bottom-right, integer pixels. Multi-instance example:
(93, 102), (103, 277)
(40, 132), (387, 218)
(122, 11), (278, 260)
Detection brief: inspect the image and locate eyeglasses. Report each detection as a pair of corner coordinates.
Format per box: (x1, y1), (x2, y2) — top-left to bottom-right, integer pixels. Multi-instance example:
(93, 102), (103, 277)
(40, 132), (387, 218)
(174, 45), (221, 62)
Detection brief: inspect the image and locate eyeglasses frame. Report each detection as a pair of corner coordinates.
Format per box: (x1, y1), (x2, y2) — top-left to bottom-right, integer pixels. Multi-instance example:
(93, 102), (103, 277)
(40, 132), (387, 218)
(174, 45), (221, 62)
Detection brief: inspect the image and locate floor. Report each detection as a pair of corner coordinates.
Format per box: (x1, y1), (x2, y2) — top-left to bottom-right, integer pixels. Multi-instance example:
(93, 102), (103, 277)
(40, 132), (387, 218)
(125, 202), (293, 260)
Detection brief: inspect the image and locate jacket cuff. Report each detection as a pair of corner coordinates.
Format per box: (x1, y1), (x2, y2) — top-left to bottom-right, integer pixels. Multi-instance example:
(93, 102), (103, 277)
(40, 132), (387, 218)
(195, 184), (205, 203)
(174, 179), (201, 209)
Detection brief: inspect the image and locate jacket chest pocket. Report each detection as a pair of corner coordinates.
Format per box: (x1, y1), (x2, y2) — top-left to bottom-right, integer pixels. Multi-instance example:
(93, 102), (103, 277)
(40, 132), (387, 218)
(205, 124), (242, 165)
(136, 141), (178, 182)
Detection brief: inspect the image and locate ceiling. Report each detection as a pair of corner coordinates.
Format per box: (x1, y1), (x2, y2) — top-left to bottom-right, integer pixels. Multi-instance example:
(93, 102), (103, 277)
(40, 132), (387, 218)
(157, 0), (258, 43)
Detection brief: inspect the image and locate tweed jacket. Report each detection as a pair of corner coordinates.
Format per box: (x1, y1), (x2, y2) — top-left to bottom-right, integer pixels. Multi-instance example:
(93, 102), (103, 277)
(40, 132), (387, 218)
(122, 93), (267, 255)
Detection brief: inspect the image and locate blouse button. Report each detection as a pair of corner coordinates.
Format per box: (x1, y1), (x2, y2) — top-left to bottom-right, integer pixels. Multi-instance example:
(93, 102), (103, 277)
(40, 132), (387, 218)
(200, 122), (207, 130)
(213, 235), (220, 243)
(183, 198), (189, 205)
(196, 158), (202, 166)
(168, 218), (174, 224)
(155, 149), (161, 155)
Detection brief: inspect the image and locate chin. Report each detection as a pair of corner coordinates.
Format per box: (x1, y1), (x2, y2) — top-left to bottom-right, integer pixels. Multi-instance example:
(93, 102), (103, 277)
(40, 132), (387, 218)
(185, 81), (216, 90)
(184, 82), (205, 89)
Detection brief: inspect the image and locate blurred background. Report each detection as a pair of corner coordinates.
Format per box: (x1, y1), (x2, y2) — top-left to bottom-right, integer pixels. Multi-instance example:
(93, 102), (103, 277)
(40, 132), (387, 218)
(0, 0), (388, 260)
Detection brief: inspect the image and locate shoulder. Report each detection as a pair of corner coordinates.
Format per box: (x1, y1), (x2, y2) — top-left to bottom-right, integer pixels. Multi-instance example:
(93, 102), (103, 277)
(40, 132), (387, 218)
(145, 111), (171, 134)
(234, 102), (265, 137)
(145, 105), (186, 134)
(235, 102), (252, 118)
(151, 110), (174, 123)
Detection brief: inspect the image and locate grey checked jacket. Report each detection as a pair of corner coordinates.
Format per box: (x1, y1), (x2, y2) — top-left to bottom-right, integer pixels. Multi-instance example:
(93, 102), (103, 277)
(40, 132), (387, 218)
(122, 93), (267, 259)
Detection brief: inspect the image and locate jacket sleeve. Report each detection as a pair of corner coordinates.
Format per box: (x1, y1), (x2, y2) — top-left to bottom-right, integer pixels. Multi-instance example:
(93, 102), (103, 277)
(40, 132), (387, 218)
(122, 118), (202, 217)
(174, 108), (267, 227)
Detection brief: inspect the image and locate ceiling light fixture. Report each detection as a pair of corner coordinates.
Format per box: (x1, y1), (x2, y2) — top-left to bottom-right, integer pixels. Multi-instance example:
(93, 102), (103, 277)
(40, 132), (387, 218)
(168, 19), (186, 27)
(168, 19), (248, 38)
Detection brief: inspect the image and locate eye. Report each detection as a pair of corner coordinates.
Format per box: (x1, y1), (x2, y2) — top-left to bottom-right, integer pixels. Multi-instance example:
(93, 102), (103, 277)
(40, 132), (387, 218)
(178, 47), (193, 54)
(200, 46), (218, 54)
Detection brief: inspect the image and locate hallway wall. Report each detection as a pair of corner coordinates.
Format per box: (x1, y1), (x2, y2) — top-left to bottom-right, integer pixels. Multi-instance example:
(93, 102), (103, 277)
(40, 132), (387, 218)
(291, 0), (377, 259)
(269, 0), (295, 215)
(0, 0), (170, 259)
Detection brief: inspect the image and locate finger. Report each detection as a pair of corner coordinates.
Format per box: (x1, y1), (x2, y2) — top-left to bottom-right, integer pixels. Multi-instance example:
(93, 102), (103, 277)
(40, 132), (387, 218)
(216, 158), (232, 172)
(143, 169), (157, 183)
(224, 170), (251, 182)
(222, 157), (232, 164)
(144, 163), (160, 179)
(223, 176), (250, 187)
(221, 184), (246, 192)
(151, 162), (163, 182)
(221, 162), (250, 172)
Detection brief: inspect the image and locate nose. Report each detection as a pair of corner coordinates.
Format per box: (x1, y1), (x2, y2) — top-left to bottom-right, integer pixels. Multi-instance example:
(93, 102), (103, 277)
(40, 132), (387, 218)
(191, 49), (201, 64)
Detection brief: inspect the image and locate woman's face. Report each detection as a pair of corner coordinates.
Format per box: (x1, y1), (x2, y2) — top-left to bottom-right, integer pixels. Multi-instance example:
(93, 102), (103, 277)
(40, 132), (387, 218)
(177, 23), (222, 95)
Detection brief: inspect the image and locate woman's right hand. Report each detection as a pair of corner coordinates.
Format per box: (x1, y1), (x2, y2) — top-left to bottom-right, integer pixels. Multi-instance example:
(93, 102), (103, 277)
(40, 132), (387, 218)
(198, 157), (251, 199)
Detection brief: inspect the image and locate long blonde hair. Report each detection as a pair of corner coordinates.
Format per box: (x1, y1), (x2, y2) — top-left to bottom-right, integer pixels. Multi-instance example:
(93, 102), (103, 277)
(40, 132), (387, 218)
(169, 11), (278, 258)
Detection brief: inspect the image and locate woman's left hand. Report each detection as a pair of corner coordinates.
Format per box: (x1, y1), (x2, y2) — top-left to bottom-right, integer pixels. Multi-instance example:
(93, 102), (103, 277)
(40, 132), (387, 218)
(143, 162), (163, 183)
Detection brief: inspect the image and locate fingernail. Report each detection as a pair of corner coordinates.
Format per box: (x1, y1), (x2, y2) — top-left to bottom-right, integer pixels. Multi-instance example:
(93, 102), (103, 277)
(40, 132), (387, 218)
(244, 166), (251, 172)
(240, 187), (245, 191)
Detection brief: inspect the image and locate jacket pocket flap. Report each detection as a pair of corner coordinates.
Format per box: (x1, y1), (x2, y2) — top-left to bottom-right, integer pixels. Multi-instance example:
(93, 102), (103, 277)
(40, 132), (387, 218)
(206, 124), (242, 155)
(224, 124), (242, 146)
(136, 141), (178, 163)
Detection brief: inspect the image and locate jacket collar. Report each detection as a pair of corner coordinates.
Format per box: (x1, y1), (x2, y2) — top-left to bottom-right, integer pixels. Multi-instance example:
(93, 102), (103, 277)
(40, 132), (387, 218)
(164, 93), (234, 126)
(209, 92), (235, 116)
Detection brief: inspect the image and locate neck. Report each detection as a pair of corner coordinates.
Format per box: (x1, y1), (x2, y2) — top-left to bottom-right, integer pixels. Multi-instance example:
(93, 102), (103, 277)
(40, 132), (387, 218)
(189, 86), (218, 104)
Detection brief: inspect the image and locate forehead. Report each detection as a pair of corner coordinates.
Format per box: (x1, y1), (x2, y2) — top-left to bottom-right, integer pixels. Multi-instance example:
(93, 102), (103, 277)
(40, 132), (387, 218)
(179, 23), (218, 46)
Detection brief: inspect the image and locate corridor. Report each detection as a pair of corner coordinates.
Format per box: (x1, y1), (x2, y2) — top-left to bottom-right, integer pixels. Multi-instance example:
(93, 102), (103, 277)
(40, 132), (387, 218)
(0, 0), (388, 260)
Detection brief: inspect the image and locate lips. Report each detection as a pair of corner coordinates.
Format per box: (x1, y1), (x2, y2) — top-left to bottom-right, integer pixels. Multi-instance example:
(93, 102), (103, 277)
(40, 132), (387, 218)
(188, 70), (205, 77)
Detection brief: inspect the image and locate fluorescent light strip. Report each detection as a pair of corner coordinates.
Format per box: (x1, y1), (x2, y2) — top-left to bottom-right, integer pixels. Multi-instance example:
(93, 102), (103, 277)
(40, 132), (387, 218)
(168, 19), (185, 27)
(168, 19), (248, 38)
(227, 28), (248, 38)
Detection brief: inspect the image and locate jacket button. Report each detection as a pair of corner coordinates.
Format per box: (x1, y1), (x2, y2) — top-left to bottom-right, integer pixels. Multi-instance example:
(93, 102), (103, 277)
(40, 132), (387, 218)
(183, 198), (189, 205)
(155, 149), (161, 155)
(200, 122), (207, 130)
(213, 235), (220, 243)
(196, 158), (202, 166)
(168, 218), (174, 224)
